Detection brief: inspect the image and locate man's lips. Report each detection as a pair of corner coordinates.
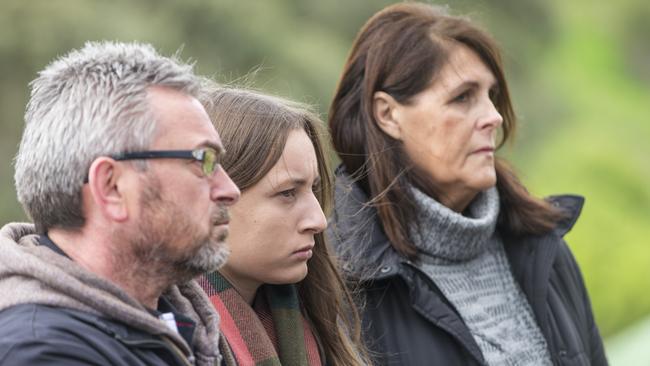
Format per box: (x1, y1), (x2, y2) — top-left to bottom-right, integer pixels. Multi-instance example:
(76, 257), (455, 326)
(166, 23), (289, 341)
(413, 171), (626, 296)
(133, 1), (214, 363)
(212, 208), (230, 226)
(212, 216), (230, 226)
(212, 206), (230, 226)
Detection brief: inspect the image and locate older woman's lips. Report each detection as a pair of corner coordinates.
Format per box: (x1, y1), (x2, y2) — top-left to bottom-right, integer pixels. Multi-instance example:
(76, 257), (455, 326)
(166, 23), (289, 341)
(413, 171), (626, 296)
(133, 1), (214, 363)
(472, 147), (495, 154)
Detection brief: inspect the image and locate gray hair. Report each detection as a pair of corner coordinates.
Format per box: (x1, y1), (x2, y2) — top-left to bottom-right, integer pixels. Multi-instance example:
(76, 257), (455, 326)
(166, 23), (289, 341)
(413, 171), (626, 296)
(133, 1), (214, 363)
(14, 41), (201, 233)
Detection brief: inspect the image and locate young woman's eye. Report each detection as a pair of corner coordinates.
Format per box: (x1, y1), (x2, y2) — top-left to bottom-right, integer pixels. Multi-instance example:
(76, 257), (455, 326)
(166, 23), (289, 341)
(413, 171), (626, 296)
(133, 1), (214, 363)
(278, 189), (297, 199)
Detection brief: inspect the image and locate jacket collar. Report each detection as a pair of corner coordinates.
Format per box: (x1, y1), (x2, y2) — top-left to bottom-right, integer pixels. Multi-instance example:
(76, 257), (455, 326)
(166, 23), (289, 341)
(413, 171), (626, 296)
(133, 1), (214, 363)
(329, 165), (585, 282)
(547, 194), (585, 237)
(328, 166), (401, 281)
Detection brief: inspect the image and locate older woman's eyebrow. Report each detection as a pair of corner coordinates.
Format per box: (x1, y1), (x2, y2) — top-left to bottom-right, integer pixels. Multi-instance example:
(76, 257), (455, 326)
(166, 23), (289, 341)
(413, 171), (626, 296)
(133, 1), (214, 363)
(448, 80), (498, 96)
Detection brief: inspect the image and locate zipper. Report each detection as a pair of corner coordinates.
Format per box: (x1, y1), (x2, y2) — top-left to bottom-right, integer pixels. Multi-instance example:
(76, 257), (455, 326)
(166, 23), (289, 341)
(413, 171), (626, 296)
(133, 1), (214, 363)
(402, 260), (439, 291)
(401, 260), (488, 366)
(162, 336), (195, 366)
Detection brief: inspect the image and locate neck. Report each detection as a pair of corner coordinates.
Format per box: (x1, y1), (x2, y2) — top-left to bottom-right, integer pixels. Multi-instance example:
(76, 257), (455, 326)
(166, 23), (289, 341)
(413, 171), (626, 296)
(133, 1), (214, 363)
(409, 186), (500, 261)
(48, 228), (168, 309)
(436, 187), (479, 213)
(219, 268), (260, 305)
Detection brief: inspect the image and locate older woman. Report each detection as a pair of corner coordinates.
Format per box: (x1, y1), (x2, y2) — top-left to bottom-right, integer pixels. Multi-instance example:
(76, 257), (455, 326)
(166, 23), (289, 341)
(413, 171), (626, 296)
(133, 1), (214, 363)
(198, 84), (369, 366)
(327, 3), (607, 365)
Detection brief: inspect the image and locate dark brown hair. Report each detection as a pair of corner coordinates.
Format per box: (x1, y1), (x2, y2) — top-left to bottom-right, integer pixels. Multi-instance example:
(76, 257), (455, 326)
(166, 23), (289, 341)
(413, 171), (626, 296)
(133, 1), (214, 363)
(201, 84), (369, 365)
(329, 2), (564, 259)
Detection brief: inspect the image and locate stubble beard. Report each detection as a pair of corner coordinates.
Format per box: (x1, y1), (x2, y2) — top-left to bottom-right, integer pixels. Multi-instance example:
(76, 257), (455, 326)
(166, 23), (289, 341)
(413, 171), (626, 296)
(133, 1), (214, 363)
(121, 179), (231, 285)
(174, 206), (231, 278)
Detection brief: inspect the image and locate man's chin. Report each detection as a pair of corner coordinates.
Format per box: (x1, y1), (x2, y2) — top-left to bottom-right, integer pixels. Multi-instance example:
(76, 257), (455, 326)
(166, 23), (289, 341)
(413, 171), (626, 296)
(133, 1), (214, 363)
(175, 242), (230, 282)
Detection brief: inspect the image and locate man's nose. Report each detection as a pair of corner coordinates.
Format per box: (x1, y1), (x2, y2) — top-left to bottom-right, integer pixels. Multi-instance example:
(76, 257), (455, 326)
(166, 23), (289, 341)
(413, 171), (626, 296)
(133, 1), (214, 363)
(209, 166), (240, 206)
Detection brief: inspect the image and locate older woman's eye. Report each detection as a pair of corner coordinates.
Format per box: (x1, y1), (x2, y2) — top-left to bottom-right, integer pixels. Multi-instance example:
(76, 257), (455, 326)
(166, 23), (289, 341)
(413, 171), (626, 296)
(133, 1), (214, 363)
(451, 90), (471, 103)
(489, 86), (500, 103)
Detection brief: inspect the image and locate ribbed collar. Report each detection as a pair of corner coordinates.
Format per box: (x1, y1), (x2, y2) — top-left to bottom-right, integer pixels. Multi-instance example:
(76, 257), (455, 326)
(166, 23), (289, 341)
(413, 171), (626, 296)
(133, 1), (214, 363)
(409, 186), (500, 262)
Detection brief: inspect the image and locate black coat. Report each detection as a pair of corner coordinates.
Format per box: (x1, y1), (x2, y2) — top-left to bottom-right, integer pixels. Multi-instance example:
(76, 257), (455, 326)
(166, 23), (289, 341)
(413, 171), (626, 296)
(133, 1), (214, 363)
(0, 304), (195, 365)
(328, 172), (608, 366)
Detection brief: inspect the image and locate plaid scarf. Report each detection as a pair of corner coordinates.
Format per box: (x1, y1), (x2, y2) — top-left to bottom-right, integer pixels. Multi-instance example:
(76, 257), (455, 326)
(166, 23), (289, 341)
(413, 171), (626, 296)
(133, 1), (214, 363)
(199, 271), (322, 366)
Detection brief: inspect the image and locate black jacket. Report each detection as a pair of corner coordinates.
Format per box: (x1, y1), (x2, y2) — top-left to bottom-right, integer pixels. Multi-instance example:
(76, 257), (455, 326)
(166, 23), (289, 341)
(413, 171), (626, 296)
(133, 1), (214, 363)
(0, 304), (195, 365)
(328, 171), (608, 366)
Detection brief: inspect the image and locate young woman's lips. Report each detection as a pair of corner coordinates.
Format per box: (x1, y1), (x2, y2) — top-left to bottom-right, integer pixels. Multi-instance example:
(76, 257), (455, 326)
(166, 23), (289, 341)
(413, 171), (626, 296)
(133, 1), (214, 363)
(292, 244), (315, 260)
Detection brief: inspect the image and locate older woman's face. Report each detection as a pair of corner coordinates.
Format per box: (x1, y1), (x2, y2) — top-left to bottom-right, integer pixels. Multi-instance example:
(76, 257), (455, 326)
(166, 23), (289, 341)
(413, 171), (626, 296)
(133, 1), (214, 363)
(388, 44), (503, 210)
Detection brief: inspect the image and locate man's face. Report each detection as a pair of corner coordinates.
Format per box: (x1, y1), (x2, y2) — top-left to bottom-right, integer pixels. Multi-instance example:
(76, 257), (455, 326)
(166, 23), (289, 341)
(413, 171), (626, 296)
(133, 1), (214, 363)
(122, 86), (240, 281)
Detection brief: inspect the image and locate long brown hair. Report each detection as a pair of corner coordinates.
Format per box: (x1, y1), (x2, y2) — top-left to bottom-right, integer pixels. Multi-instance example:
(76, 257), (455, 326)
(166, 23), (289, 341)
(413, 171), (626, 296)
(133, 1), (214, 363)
(201, 83), (369, 365)
(329, 2), (564, 260)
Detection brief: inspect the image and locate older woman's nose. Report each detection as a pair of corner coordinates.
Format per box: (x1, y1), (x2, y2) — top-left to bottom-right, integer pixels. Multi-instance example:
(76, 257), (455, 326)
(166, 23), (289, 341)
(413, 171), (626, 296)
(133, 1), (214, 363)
(479, 100), (503, 131)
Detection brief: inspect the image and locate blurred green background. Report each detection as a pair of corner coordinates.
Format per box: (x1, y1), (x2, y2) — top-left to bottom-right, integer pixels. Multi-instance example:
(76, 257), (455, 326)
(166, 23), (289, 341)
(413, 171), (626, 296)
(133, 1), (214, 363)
(1, 0), (648, 362)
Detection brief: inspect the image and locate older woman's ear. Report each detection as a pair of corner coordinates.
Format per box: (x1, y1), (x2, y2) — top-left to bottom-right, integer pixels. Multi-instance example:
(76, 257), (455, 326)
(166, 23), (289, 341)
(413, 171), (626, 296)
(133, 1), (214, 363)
(373, 91), (403, 140)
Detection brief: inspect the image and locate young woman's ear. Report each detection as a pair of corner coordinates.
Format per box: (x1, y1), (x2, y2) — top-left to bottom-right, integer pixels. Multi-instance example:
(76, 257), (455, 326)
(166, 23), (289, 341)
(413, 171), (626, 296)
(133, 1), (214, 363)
(373, 91), (403, 140)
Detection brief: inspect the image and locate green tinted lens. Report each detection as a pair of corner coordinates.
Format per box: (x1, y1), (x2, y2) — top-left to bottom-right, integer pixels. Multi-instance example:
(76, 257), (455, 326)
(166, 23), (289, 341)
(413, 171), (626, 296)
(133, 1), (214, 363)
(202, 148), (218, 176)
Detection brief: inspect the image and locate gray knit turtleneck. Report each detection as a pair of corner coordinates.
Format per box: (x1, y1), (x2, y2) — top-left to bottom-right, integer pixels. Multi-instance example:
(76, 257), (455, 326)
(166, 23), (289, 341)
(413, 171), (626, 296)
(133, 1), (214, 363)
(410, 187), (552, 366)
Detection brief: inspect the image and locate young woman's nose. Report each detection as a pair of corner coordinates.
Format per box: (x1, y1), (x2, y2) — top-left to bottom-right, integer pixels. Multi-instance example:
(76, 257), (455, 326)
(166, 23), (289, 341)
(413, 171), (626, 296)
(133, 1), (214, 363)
(299, 193), (327, 235)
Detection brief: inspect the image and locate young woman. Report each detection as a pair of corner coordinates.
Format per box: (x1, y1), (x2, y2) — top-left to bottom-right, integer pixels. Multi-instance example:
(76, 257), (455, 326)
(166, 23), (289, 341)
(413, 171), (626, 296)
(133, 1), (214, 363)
(327, 2), (607, 365)
(198, 84), (369, 366)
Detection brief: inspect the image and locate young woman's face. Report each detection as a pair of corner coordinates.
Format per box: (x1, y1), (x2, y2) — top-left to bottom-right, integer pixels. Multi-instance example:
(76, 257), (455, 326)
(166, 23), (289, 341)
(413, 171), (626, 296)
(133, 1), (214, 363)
(220, 129), (327, 298)
(388, 44), (503, 210)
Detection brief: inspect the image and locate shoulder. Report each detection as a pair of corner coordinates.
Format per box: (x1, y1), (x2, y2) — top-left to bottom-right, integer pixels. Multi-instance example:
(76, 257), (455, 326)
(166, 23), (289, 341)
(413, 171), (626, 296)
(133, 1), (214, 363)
(0, 304), (115, 365)
(551, 236), (586, 287)
(0, 303), (106, 335)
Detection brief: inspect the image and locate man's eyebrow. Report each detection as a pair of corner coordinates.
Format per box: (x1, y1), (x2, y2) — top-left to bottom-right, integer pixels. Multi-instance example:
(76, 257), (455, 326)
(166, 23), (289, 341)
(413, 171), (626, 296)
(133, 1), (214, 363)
(197, 141), (225, 156)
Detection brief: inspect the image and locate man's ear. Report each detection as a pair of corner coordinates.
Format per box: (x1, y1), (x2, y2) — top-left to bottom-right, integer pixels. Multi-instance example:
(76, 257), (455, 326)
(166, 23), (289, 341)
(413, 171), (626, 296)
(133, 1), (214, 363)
(86, 157), (129, 222)
(373, 91), (403, 140)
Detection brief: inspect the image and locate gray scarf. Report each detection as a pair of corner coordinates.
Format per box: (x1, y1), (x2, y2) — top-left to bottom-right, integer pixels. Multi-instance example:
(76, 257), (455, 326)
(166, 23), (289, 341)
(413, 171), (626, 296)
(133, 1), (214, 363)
(409, 186), (500, 261)
(408, 187), (552, 366)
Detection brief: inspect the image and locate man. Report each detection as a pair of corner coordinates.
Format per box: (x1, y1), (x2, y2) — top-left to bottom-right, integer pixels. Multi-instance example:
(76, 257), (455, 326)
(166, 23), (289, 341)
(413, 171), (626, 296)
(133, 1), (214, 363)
(0, 41), (240, 365)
